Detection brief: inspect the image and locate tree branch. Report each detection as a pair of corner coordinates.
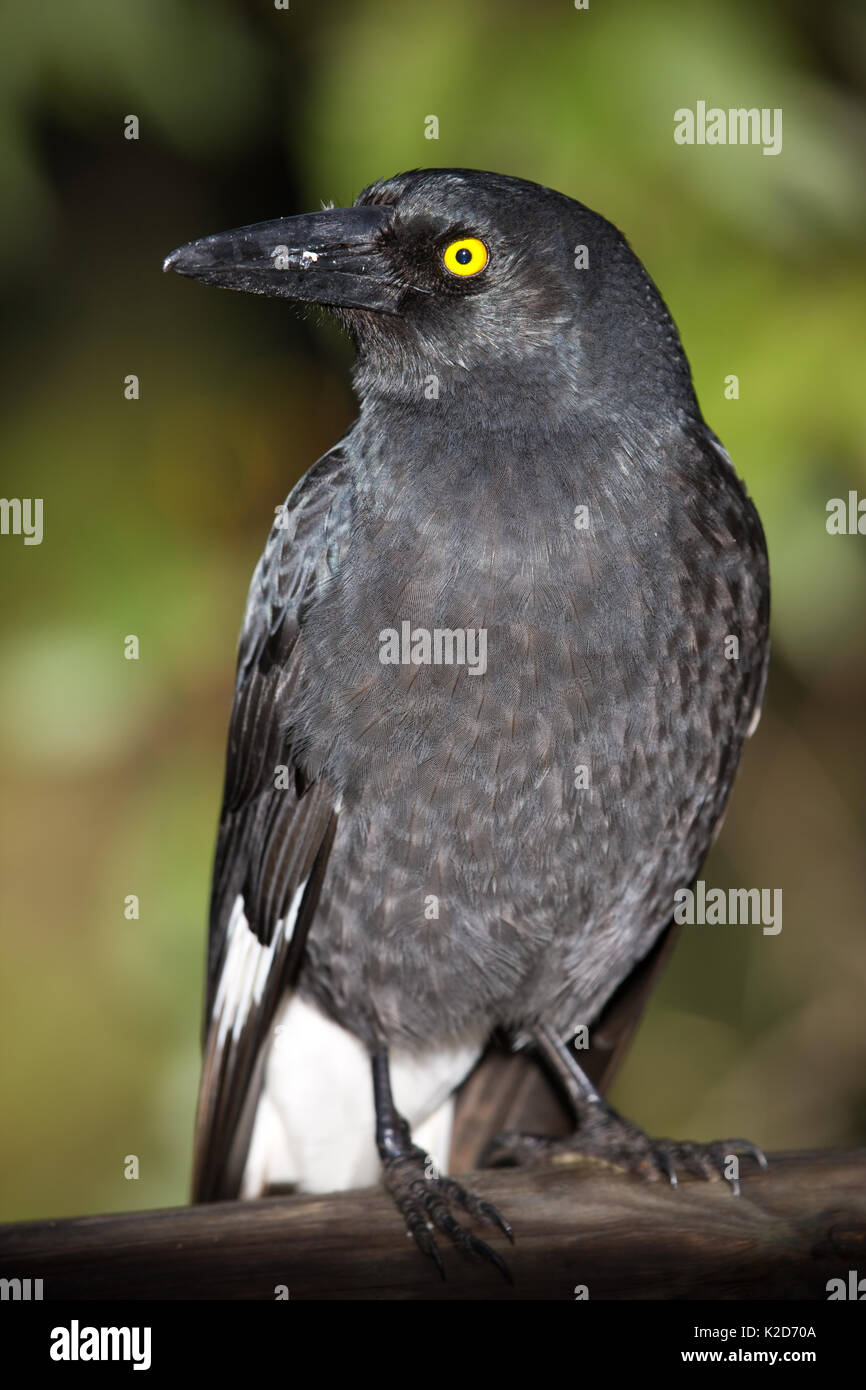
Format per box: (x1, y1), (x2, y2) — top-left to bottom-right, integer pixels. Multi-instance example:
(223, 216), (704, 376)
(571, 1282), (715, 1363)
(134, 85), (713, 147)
(1, 1149), (864, 1300)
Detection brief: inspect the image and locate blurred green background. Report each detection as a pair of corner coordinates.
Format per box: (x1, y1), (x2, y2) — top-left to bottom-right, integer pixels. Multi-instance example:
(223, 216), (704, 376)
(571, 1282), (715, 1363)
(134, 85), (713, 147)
(1, 0), (864, 1220)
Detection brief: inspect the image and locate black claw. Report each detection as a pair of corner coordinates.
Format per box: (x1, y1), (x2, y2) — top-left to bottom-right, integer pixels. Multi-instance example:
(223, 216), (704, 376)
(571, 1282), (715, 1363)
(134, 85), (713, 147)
(382, 1149), (513, 1280)
(734, 1139), (769, 1169)
(418, 1229), (446, 1279)
(427, 1190), (513, 1281)
(393, 1191), (446, 1276)
(441, 1175), (514, 1243)
(483, 1115), (765, 1203)
(483, 1202), (515, 1243)
(656, 1148), (678, 1187)
(466, 1233), (515, 1283)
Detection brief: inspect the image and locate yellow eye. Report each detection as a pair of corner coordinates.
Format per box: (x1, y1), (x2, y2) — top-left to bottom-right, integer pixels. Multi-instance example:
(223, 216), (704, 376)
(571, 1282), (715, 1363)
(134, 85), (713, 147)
(442, 237), (489, 277)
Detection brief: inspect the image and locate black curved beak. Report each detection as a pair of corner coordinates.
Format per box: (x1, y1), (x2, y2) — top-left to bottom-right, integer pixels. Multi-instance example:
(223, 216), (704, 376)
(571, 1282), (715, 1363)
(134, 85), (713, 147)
(163, 205), (399, 312)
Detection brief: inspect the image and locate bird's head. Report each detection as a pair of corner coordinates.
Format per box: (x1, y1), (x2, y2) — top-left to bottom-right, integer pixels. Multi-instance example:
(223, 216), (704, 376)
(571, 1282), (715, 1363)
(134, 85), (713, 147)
(165, 168), (695, 423)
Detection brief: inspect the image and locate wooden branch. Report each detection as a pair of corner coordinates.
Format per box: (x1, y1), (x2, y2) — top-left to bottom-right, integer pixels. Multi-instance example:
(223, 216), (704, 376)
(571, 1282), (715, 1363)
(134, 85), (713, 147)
(1, 1149), (864, 1300)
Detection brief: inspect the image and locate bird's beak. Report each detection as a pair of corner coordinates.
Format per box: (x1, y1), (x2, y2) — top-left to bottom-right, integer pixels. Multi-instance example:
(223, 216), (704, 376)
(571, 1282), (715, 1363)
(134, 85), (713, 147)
(163, 205), (400, 312)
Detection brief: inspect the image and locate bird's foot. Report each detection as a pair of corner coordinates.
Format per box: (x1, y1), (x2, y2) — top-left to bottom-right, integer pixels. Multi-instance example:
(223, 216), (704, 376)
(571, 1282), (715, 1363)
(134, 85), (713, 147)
(480, 1104), (767, 1196)
(382, 1144), (514, 1280)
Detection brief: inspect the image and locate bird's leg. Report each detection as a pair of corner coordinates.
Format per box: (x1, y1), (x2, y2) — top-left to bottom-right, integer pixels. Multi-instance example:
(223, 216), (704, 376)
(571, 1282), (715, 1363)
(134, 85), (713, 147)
(480, 1024), (767, 1195)
(371, 1048), (513, 1278)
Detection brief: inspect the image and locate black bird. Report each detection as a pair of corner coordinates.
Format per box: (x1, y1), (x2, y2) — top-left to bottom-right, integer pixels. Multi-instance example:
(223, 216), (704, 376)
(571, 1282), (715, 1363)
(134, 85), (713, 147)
(165, 168), (770, 1277)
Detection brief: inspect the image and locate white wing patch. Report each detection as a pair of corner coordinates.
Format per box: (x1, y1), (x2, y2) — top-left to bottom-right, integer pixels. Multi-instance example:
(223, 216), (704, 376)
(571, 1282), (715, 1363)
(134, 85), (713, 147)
(212, 889), (306, 1050)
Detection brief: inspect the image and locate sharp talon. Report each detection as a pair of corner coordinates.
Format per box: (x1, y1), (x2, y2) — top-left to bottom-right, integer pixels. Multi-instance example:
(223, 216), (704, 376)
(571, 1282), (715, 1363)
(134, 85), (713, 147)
(411, 1219), (446, 1277)
(494, 1112), (765, 1201)
(468, 1235), (514, 1283)
(496, 1214), (516, 1244)
(383, 1142), (513, 1278)
(726, 1138), (768, 1170)
(656, 1149), (678, 1186)
(480, 1200), (514, 1242)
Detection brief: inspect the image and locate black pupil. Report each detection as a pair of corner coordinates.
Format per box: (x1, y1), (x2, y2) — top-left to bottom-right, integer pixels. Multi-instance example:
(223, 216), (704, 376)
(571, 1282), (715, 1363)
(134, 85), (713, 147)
(455, 247), (473, 264)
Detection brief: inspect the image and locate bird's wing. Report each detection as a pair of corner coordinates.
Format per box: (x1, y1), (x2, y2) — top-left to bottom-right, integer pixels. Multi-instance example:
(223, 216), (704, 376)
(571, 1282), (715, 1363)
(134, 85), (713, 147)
(192, 443), (352, 1202)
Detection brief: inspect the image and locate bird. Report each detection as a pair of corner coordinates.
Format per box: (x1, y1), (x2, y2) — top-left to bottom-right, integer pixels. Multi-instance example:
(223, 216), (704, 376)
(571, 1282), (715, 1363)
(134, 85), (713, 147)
(165, 168), (770, 1278)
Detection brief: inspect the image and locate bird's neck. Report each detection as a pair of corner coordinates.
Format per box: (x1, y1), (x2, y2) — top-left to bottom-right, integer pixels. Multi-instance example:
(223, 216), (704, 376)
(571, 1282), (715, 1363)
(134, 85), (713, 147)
(350, 392), (679, 528)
